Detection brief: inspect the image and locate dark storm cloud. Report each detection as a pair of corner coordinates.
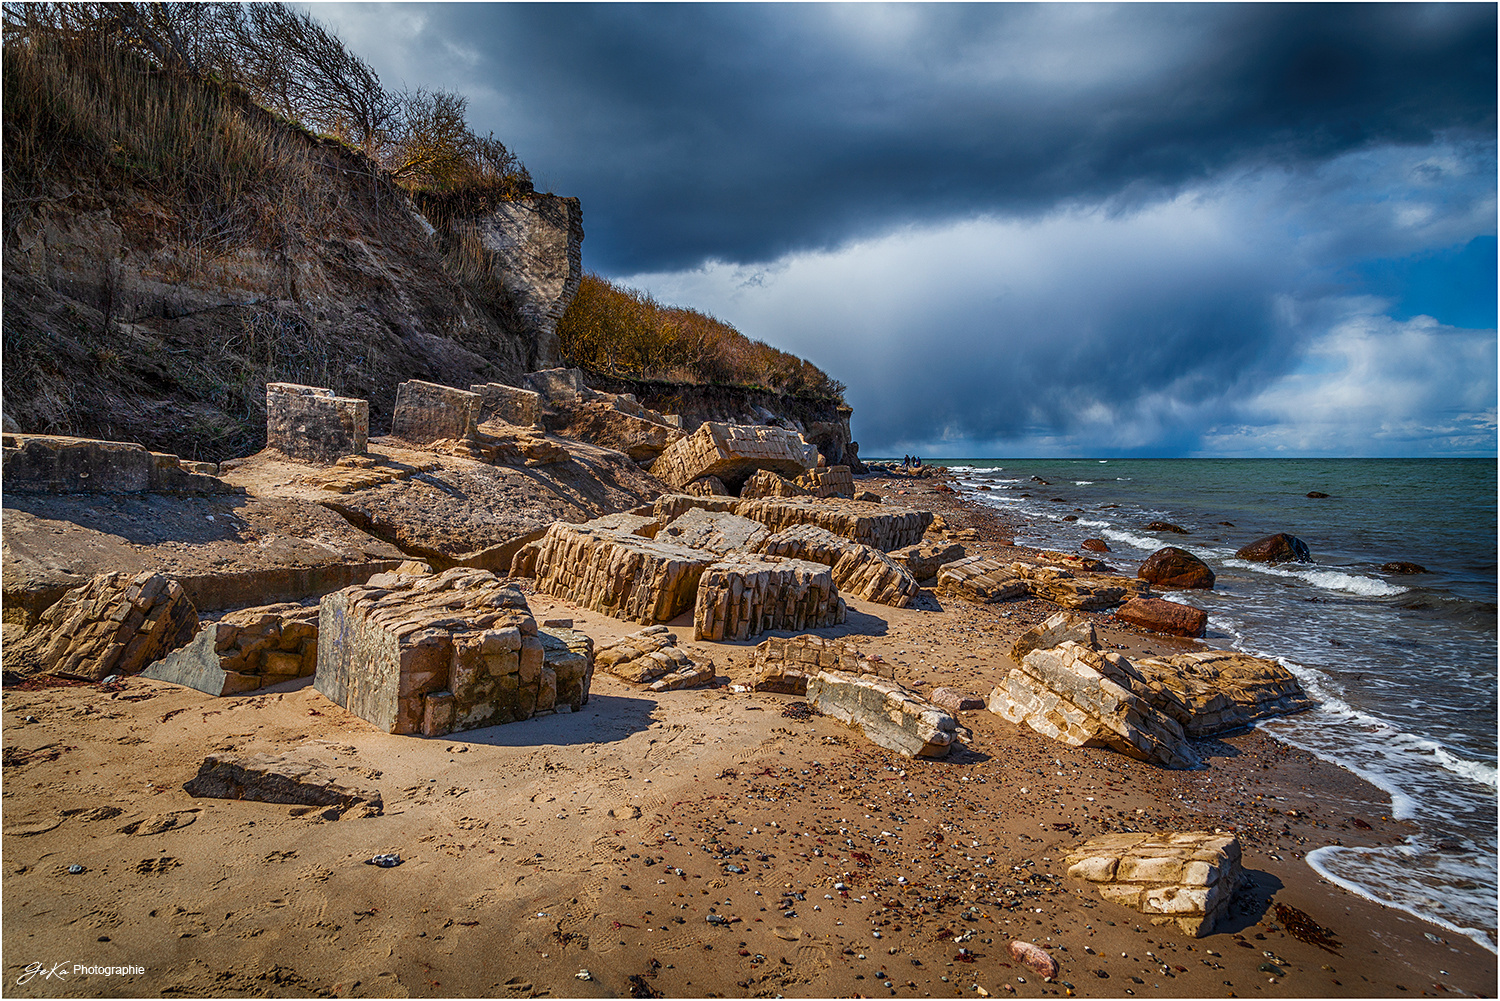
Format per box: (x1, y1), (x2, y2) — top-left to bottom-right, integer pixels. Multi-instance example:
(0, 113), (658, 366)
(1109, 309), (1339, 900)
(330, 3), (1496, 273)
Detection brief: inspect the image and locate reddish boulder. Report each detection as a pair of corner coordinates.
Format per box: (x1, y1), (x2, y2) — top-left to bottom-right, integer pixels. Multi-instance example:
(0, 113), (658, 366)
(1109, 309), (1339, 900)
(1081, 538), (1111, 553)
(1009, 940), (1059, 978)
(1137, 547), (1215, 590)
(1235, 533), (1311, 564)
(1116, 597), (1208, 638)
(1146, 521), (1189, 535)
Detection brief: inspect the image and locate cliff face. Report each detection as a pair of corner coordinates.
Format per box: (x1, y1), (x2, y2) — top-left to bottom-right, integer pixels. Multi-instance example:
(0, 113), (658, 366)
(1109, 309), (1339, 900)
(2, 133), (583, 462)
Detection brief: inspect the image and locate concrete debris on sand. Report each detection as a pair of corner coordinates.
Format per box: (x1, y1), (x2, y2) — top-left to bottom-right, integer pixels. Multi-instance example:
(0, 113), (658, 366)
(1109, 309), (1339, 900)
(142, 601), (320, 696)
(806, 669), (969, 758)
(315, 567), (591, 736)
(750, 634), (894, 695)
(8, 571), (198, 683)
(694, 554), (845, 642)
(1064, 831), (1244, 937)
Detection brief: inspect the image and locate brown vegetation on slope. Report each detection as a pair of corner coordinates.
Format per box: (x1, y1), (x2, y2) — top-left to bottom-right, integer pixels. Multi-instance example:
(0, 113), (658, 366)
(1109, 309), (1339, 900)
(558, 273), (846, 400)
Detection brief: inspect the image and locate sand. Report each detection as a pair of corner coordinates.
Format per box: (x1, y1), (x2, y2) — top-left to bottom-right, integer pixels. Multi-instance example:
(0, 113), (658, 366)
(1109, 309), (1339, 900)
(3, 471), (1494, 999)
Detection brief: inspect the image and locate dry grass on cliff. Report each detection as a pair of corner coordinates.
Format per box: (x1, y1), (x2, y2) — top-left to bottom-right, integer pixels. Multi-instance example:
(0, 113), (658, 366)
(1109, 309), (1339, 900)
(2, 32), (328, 248)
(558, 273), (846, 400)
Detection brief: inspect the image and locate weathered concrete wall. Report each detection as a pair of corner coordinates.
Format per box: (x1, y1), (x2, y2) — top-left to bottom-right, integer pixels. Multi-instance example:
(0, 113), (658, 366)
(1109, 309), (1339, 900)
(390, 380), (481, 445)
(265, 383), (368, 463)
(143, 602), (319, 696)
(3, 434), (234, 494)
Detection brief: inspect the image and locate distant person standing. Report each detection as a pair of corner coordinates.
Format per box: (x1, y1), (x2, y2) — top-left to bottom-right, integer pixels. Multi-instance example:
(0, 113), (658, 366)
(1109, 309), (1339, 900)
(903, 454), (911, 470)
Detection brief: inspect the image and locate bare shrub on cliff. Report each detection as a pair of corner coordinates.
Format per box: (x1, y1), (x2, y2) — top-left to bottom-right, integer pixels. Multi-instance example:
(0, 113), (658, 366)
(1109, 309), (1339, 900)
(557, 273), (845, 400)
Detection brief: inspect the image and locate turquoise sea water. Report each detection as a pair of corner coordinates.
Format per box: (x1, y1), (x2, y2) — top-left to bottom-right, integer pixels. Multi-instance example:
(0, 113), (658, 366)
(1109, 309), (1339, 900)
(892, 457), (1498, 949)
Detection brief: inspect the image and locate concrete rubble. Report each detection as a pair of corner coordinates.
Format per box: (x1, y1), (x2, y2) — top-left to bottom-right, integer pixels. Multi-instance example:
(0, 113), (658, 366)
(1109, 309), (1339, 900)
(1131, 649), (1314, 736)
(595, 625), (715, 691)
(741, 469), (809, 499)
(314, 567), (589, 736)
(390, 380), (482, 446)
(889, 539), (967, 581)
(734, 497), (932, 551)
(936, 556), (1029, 603)
(651, 421), (817, 492)
(8, 571), (198, 682)
(750, 634), (894, 695)
(183, 752), (384, 817)
(1063, 832), (1244, 936)
(756, 523), (919, 607)
(989, 640), (1202, 769)
(142, 601), (320, 696)
(658, 507), (770, 555)
(806, 670), (969, 758)
(795, 465), (854, 498)
(531, 522), (713, 624)
(693, 554), (845, 642)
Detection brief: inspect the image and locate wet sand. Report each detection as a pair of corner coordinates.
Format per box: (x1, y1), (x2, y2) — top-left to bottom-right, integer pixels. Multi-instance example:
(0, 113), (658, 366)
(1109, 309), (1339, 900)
(3, 472), (1494, 998)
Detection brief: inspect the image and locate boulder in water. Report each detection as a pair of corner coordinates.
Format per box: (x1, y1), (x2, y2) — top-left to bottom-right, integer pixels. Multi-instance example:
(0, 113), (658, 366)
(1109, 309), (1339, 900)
(1381, 561), (1427, 575)
(1137, 547), (1215, 590)
(1115, 596), (1208, 638)
(1146, 521), (1189, 535)
(1235, 533), (1311, 564)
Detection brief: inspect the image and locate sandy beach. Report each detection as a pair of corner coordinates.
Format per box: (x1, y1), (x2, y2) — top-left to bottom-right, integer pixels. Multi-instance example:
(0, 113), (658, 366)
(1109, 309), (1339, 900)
(3, 471), (1494, 999)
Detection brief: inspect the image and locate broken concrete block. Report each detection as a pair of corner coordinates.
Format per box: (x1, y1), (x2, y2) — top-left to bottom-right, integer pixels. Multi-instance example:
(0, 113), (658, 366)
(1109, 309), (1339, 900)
(390, 380), (481, 446)
(1010, 610), (1100, 664)
(471, 382), (544, 427)
(935, 557), (1029, 603)
(647, 660), (716, 692)
(531, 523), (715, 624)
(1063, 832), (1243, 936)
(650, 422), (816, 492)
(182, 752), (383, 816)
(142, 602), (320, 696)
(1130, 650), (1314, 737)
(693, 554), (845, 642)
(8, 571), (198, 682)
(988, 641), (1201, 769)
(553, 400), (686, 462)
(755, 524), (919, 607)
(740, 469), (809, 499)
(806, 670), (967, 758)
(314, 568), (572, 735)
(888, 539), (967, 581)
(751, 634), (893, 695)
(653, 492), (739, 524)
(796, 465), (854, 498)
(733, 497), (932, 552)
(266, 383), (368, 463)
(658, 507), (770, 555)
(683, 475), (731, 497)
(541, 627), (594, 711)
(596, 626), (688, 683)
(2, 434), (234, 494)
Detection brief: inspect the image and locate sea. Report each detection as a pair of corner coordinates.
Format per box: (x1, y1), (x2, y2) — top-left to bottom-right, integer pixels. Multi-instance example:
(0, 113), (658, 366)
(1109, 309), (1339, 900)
(915, 457), (1497, 951)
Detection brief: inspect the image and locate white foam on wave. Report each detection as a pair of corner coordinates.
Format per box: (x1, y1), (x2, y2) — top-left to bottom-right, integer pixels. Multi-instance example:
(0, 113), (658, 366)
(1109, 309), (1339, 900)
(1222, 558), (1407, 597)
(1073, 480), (1095, 486)
(1305, 845), (1499, 954)
(1101, 527), (1163, 551)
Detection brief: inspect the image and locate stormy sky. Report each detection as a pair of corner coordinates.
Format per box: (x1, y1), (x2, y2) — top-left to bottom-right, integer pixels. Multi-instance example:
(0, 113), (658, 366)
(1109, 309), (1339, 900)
(315, 3), (1497, 457)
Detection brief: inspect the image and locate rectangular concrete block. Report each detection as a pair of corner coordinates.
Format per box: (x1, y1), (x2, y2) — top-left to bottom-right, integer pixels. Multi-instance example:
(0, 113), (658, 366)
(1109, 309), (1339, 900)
(472, 382), (544, 427)
(266, 383), (368, 464)
(390, 380), (481, 445)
